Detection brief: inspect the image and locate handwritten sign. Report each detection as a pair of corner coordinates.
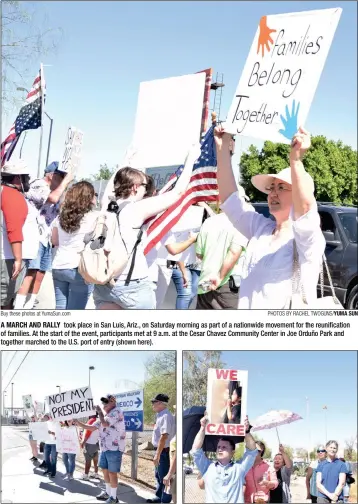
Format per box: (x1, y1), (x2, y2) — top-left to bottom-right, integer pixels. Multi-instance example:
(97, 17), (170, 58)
(206, 368), (248, 436)
(45, 386), (95, 422)
(29, 421), (52, 443)
(22, 394), (33, 411)
(55, 425), (80, 455)
(59, 126), (84, 175)
(226, 8), (342, 143)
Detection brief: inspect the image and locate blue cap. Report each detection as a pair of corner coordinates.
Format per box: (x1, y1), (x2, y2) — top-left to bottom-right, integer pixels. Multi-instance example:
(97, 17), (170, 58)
(44, 161), (59, 174)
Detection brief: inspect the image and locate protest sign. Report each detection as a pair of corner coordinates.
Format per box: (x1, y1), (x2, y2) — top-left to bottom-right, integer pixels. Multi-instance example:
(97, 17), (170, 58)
(22, 394), (33, 410)
(206, 368), (248, 436)
(34, 401), (45, 415)
(226, 8), (342, 143)
(55, 424), (80, 454)
(29, 422), (52, 443)
(59, 126), (84, 175)
(45, 386), (95, 422)
(132, 72), (206, 168)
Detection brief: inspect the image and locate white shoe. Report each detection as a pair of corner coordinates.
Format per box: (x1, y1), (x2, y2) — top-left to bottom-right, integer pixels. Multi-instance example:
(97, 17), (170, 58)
(90, 472), (100, 479)
(80, 473), (90, 481)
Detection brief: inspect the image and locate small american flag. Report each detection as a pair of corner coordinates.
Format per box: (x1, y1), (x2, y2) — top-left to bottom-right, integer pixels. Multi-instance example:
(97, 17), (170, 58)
(144, 125), (218, 255)
(1, 69), (45, 166)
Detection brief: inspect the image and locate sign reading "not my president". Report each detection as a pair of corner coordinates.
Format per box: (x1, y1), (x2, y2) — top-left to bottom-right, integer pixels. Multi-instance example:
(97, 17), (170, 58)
(45, 386), (95, 421)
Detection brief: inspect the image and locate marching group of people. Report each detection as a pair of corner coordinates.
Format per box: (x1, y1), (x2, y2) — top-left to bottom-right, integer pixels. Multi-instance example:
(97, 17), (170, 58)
(1, 125), (326, 310)
(27, 393), (176, 504)
(191, 414), (355, 503)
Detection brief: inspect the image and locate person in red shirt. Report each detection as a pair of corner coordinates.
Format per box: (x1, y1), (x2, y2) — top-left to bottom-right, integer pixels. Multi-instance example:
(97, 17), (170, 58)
(80, 414), (100, 481)
(1, 160), (30, 308)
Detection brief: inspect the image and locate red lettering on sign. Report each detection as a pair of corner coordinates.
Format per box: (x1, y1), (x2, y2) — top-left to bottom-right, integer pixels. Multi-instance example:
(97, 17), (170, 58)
(215, 369), (238, 380)
(206, 423), (246, 436)
(207, 424), (216, 434)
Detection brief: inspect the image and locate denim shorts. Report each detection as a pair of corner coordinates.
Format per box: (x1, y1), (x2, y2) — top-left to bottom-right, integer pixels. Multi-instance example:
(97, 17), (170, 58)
(94, 278), (156, 309)
(99, 450), (122, 472)
(28, 242), (52, 272)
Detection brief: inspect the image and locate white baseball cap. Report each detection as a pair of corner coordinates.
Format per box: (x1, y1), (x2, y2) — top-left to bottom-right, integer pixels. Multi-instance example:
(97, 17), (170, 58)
(1, 159), (30, 176)
(251, 167), (315, 195)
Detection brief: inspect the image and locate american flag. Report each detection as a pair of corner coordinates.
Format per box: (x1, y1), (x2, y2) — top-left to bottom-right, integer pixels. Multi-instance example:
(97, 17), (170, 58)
(144, 125), (218, 255)
(1, 69), (45, 166)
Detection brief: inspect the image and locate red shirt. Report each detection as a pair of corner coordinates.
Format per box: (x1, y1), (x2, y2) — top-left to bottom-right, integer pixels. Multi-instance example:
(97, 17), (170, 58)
(1, 185), (28, 243)
(82, 417), (97, 443)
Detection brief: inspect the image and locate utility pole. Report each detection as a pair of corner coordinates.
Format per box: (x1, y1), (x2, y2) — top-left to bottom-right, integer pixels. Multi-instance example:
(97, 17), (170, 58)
(11, 383), (14, 423)
(323, 406), (328, 443)
(306, 396), (311, 462)
(89, 366), (95, 386)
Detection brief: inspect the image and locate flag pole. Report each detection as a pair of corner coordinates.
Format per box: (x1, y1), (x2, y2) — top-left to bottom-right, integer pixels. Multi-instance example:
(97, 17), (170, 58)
(211, 111), (220, 214)
(37, 63), (44, 178)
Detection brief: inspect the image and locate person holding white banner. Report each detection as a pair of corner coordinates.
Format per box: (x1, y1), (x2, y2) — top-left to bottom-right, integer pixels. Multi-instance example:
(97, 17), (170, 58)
(61, 420), (79, 481)
(215, 125), (325, 309)
(94, 144), (200, 310)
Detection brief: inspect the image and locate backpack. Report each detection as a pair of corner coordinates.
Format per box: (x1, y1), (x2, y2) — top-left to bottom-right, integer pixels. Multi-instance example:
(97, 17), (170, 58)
(78, 201), (143, 286)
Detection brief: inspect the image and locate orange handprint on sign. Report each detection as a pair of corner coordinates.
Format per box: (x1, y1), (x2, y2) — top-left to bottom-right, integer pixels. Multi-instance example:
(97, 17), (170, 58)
(257, 16), (276, 57)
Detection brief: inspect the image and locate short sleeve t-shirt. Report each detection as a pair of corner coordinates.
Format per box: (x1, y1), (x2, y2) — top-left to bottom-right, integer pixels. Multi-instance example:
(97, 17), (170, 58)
(94, 406), (126, 452)
(317, 459), (347, 500)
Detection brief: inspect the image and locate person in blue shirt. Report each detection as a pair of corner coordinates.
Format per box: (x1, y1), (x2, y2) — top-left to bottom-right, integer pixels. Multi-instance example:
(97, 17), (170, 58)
(191, 413), (257, 503)
(316, 440), (347, 503)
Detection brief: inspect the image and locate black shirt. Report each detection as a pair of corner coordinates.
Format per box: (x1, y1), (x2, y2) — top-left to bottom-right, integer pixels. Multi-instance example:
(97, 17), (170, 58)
(270, 468), (283, 503)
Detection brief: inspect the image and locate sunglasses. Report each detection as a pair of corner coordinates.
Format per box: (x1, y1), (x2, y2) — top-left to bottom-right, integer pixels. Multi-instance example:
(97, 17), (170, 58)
(317, 450), (327, 453)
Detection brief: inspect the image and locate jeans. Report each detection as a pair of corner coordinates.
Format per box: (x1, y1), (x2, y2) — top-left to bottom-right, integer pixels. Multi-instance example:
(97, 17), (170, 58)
(53, 268), (92, 310)
(171, 268), (200, 309)
(44, 443), (57, 475)
(63, 453), (76, 474)
(154, 450), (171, 503)
(317, 498), (344, 503)
(94, 278), (156, 309)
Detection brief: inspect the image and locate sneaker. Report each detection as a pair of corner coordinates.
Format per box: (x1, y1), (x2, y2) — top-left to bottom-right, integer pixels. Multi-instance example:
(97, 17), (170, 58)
(49, 473), (56, 479)
(68, 474), (74, 481)
(105, 498), (118, 504)
(43, 470), (51, 476)
(38, 462), (47, 469)
(96, 492), (110, 501)
(80, 473), (90, 481)
(90, 472), (100, 479)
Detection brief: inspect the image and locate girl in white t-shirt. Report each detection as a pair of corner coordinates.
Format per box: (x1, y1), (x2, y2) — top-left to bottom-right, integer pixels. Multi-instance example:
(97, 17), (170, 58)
(216, 125), (325, 309)
(94, 145), (200, 310)
(51, 181), (98, 310)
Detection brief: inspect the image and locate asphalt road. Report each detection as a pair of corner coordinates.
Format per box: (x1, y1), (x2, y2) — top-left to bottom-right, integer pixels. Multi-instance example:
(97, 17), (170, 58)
(2, 426), (154, 503)
(36, 271), (195, 310)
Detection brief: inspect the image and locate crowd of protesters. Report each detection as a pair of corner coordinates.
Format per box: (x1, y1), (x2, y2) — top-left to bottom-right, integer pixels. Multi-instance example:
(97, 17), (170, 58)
(1, 125), (327, 310)
(26, 392), (176, 504)
(190, 415), (355, 504)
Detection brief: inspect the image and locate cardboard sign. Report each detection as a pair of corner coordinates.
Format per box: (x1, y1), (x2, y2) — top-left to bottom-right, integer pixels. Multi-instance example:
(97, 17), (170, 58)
(34, 401), (45, 415)
(226, 8), (342, 143)
(55, 424), (80, 455)
(45, 386), (95, 422)
(132, 72), (206, 168)
(29, 421), (52, 443)
(206, 368), (248, 436)
(59, 126), (84, 175)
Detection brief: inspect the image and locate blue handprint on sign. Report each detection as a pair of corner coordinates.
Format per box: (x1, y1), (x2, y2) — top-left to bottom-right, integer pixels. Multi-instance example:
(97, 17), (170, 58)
(279, 100), (300, 140)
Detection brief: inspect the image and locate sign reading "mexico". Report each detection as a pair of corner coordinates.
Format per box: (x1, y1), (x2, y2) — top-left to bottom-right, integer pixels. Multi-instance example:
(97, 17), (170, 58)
(45, 386), (95, 421)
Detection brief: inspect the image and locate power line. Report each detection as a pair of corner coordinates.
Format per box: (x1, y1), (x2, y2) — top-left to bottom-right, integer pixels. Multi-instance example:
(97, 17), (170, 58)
(3, 352), (30, 392)
(2, 351), (18, 380)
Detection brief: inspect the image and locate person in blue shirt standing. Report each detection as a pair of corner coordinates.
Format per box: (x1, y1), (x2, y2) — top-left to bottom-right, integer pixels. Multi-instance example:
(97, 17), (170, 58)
(316, 440), (347, 503)
(191, 414), (257, 503)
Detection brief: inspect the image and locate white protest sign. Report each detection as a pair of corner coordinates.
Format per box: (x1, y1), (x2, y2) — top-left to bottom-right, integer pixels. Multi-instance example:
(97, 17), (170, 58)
(226, 8), (342, 143)
(55, 424), (80, 455)
(45, 386), (95, 422)
(22, 394), (33, 411)
(206, 368), (248, 436)
(132, 72), (206, 168)
(29, 422), (52, 443)
(59, 126), (84, 175)
(34, 401), (45, 415)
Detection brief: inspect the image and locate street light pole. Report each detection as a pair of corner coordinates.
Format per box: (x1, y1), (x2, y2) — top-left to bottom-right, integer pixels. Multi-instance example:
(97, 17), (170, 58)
(3, 391), (7, 417)
(11, 383), (14, 422)
(56, 385), (61, 394)
(306, 396), (311, 462)
(89, 366), (95, 386)
(323, 406), (328, 443)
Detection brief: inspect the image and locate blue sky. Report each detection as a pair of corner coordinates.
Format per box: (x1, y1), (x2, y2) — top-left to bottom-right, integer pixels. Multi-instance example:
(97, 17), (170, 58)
(1, 350), (160, 410)
(188, 351), (357, 454)
(3, 1), (357, 181)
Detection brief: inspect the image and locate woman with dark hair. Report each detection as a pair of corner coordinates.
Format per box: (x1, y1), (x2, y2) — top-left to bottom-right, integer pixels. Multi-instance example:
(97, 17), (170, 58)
(223, 381), (242, 424)
(51, 181), (98, 309)
(94, 146), (199, 310)
(61, 419), (79, 481)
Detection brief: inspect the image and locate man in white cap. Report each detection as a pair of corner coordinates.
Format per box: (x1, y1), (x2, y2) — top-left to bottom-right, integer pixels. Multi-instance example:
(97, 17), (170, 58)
(15, 161), (73, 309)
(74, 394), (125, 504)
(1, 160), (31, 308)
(147, 394), (176, 503)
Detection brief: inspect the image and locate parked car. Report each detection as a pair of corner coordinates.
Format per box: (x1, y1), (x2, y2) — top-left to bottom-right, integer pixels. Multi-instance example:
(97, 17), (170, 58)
(251, 202), (358, 309)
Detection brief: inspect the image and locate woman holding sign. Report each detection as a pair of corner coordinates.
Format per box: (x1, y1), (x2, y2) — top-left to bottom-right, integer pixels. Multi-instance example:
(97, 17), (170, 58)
(61, 420), (79, 481)
(215, 125), (325, 309)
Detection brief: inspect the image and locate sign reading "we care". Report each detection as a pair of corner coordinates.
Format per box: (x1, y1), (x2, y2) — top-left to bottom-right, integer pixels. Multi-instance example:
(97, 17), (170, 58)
(45, 386), (95, 422)
(226, 8), (341, 143)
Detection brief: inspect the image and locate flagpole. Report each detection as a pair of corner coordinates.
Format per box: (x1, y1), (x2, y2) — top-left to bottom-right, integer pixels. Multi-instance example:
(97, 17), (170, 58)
(37, 63), (44, 178)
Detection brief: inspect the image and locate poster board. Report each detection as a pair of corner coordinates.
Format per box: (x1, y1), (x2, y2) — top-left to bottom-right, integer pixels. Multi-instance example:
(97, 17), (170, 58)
(206, 368), (248, 436)
(45, 386), (95, 422)
(22, 394), (33, 410)
(59, 126), (84, 175)
(55, 424), (80, 455)
(29, 421), (52, 443)
(226, 8), (342, 143)
(132, 72), (206, 168)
